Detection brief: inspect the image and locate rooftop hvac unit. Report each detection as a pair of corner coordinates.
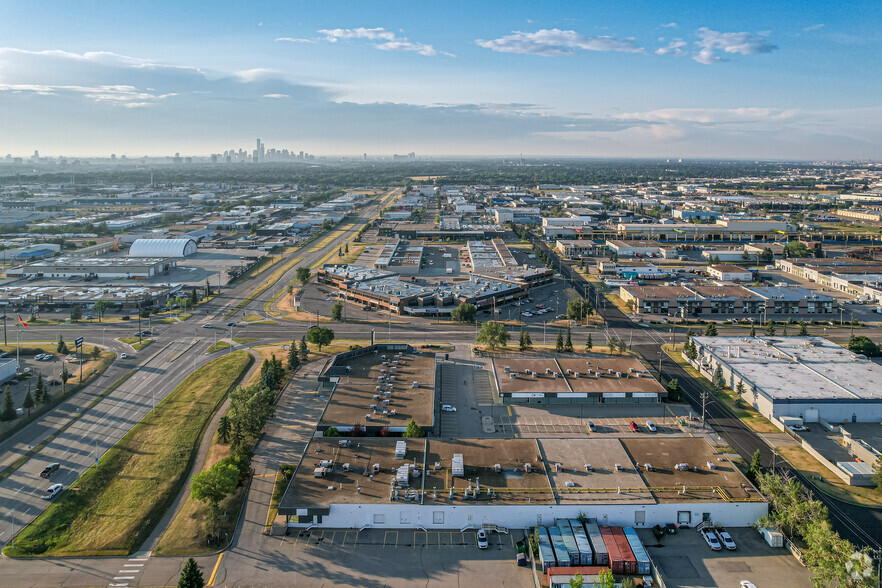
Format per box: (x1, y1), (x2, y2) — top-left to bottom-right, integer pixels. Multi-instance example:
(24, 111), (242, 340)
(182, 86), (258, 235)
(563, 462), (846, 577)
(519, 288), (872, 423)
(504, 366), (511, 372)
(370, 403), (377, 410)
(545, 368), (552, 374)
(452, 453), (465, 477)
(644, 463), (653, 471)
(493, 464), (501, 473)
(574, 372), (580, 378)
(314, 467), (327, 478)
(373, 463), (381, 473)
(412, 381), (419, 388)
(342, 463), (350, 472)
(339, 439), (351, 447)
(565, 481), (575, 487)
(525, 368), (531, 374)
(523, 463), (532, 473)
(373, 394), (380, 400)
(608, 368), (614, 374)
(365, 413), (372, 421)
(615, 463), (622, 471)
(675, 462), (689, 471)
(532, 372), (539, 378)
(584, 464), (592, 471)
(554, 463), (563, 472)
(390, 409), (396, 416)
(509, 372), (517, 379)
(616, 372), (623, 378)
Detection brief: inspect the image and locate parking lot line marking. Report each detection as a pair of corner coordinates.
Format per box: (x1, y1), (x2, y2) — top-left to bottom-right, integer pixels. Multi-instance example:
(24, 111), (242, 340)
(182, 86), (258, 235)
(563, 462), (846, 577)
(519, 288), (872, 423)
(207, 552), (224, 586)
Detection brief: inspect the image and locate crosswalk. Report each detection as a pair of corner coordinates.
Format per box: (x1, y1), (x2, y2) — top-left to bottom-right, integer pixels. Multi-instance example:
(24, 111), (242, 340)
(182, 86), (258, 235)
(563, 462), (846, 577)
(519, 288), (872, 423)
(108, 553), (148, 587)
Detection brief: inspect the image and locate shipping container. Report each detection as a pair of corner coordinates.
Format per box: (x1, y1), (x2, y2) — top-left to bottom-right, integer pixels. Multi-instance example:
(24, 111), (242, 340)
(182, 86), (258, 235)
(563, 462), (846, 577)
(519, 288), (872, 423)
(599, 526), (625, 574)
(548, 525), (572, 567)
(584, 520), (609, 566)
(623, 527), (652, 575)
(556, 520), (582, 566)
(759, 527), (784, 548)
(611, 526), (638, 575)
(568, 520), (595, 566)
(547, 566), (610, 588)
(537, 527), (557, 572)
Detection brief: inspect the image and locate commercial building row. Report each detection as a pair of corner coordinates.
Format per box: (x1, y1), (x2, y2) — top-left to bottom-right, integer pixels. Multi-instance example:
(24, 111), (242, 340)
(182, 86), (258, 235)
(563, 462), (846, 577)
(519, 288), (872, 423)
(775, 258), (882, 304)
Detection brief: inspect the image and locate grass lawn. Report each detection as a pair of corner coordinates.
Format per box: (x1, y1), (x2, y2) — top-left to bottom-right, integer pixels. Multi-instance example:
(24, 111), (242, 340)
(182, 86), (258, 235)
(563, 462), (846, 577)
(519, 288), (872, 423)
(178, 313), (193, 321)
(118, 337), (152, 351)
(606, 293), (632, 315)
(662, 344), (779, 434)
(225, 256), (303, 318)
(232, 337), (258, 344)
(264, 466), (295, 530)
(777, 445), (882, 507)
(4, 351), (253, 557)
(208, 341), (231, 353)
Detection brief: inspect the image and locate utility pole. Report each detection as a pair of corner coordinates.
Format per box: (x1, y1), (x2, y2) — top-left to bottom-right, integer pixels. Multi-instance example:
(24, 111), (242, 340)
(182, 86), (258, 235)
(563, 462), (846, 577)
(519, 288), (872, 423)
(701, 389), (707, 428)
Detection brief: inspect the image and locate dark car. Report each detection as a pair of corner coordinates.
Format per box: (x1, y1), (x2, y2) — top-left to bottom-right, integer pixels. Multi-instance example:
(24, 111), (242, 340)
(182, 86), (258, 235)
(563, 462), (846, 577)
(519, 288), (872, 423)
(40, 463), (60, 479)
(226, 321), (236, 327)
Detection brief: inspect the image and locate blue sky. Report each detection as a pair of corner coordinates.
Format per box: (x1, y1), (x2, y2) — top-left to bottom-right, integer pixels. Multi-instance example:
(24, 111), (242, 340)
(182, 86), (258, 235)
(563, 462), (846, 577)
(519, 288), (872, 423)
(1, 1), (880, 159)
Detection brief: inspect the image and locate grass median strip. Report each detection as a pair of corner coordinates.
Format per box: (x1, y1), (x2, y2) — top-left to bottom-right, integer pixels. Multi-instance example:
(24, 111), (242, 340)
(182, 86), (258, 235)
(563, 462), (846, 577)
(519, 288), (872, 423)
(226, 256), (302, 318)
(4, 351), (253, 557)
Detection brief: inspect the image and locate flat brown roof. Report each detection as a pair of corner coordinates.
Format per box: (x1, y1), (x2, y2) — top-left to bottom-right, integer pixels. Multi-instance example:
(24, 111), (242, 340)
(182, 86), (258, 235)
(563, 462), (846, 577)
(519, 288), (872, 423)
(620, 285), (698, 300)
(557, 358), (666, 395)
(321, 351), (435, 430)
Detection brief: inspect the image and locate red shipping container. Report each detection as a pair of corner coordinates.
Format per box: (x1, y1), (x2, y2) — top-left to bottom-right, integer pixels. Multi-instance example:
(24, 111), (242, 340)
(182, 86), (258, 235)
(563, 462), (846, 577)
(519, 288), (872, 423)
(599, 526), (626, 574)
(610, 526), (638, 575)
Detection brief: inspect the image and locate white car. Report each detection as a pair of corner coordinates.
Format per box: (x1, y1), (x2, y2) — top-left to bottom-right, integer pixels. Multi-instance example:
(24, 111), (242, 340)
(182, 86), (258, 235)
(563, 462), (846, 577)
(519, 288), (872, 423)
(120, 353), (128, 359)
(717, 529), (737, 550)
(41, 483), (63, 500)
(523, 312), (533, 317)
(477, 529), (488, 549)
(441, 405), (457, 412)
(645, 420), (657, 432)
(739, 582), (757, 588)
(701, 528), (722, 551)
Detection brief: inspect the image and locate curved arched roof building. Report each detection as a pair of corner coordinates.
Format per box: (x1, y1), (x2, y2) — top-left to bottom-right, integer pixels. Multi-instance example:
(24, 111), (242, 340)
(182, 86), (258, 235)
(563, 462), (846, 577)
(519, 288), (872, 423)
(128, 238), (197, 258)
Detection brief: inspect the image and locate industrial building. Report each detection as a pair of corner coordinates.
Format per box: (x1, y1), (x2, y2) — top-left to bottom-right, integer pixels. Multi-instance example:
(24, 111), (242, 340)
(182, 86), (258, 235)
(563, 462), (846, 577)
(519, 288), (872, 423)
(491, 357), (667, 405)
(605, 240), (664, 258)
(372, 239), (424, 275)
(128, 238), (197, 258)
(619, 284), (835, 318)
(0, 284), (180, 308)
(689, 336), (882, 425)
(7, 256), (175, 279)
(554, 240), (607, 259)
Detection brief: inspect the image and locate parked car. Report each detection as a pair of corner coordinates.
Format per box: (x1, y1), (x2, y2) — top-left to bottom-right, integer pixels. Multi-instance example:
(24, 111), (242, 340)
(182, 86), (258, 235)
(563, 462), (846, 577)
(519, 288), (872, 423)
(522, 312), (533, 317)
(701, 528), (722, 551)
(477, 529), (488, 549)
(202, 323), (213, 329)
(788, 425), (809, 432)
(40, 463), (60, 479)
(645, 420), (657, 432)
(41, 483), (64, 500)
(441, 405), (457, 412)
(628, 421), (640, 432)
(740, 582), (758, 588)
(587, 421), (597, 432)
(717, 528), (737, 550)
(120, 353), (128, 359)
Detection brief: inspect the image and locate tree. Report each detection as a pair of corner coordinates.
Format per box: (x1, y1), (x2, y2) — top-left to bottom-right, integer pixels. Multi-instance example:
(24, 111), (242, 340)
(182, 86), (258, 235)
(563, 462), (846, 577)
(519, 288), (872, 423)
(450, 302), (476, 323)
(782, 323), (789, 336)
(61, 364), (70, 383)
(585, 334), (593, 352)
(330, 301), (343, 321)
(177, 557), (205, 588)
(191, 461), (240, 535)
(307, 326), (335, 351)
(564, 326), (573, 352)
(70, 305), (82, 322)
(296, 267), (311, 284)
(620, 579), (636, 588)
(813, 242), (824, 258)
(204, 279), (212, 298)
(736, 380), (746, 398)
(750, 324), (756, 337)
(345, 242), (349, 254)
(848, 335), (882, 357)
(93, 299), (111, 322)
(476, 322), (509, 350)
(217, 415), (231, 444)
(766, 321), (776, 336)
(0, 385), (15, 421)
(713, 365), (725, 392)
(555, 330), (564, 352)
(608, 335), (617, 354)
(324, 426), (340, 437)
(686, 338), (698, 361)
(56, 337), (68, 354)
(191, 288), (199, 306)
(287, 341), (300, 371)
(750, 449), (763, 481)
(783, 241), (810, 258)
(404, 419), (424, 438)
(704, 322), (718, 336)
(518, 326), (531, 351)
(35, 374), (47, 404)
(618, 338), (627, 354)
(569, 575), (584, 588)
(22, 388), (34, 416)
(596, 568), (615, 588)
(90, 345), (101, 360)
(566, 298), (593, 321)
(666, 378), (680, 401)
(298, 336), (309, 361)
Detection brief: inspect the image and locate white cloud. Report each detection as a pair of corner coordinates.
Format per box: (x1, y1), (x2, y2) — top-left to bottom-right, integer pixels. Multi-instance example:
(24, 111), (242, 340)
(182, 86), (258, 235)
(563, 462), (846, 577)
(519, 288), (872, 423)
(655, 39), (687, 56)
(692, 27), (778, 64)
(475, 29), (643, 57)
(0, 82), (176, 106)
(234, 68), (279, 82)
(661, 22), (678, 28)
(314, 27), (446, 57)
(275, 37), (315, 44)
(318, 27), (396, 42)
(802, 24), (824, 33)
(615, 107), (798, 124)
(262, 93), (289, 99)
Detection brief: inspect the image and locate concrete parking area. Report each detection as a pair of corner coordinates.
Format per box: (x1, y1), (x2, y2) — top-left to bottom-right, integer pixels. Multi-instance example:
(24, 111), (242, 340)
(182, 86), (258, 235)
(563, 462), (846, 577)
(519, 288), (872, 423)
(637, 526), (812, 588)
(493, 403), (695, 438)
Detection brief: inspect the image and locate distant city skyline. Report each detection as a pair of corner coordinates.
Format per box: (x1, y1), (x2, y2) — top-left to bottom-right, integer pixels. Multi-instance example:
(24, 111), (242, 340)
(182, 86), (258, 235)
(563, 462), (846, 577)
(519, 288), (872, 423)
(0, 1), (880, 159)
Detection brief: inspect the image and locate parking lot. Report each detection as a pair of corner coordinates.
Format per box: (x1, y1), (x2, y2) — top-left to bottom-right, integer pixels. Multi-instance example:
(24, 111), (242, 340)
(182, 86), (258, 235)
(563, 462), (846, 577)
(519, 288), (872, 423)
(267, 527), (531, 588)
(491, 404), (694, 438)
(637, 526), (812, 588)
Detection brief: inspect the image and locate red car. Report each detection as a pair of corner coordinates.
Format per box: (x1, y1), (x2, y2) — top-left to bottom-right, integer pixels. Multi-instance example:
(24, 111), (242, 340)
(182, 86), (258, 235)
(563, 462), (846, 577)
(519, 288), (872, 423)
(628, 421), (640, 432)
(536, 304), (545, 309)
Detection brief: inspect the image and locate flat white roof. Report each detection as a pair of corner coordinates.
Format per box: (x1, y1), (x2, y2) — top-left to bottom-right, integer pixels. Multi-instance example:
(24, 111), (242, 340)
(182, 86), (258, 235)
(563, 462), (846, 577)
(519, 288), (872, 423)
(693, 336), (882, 403)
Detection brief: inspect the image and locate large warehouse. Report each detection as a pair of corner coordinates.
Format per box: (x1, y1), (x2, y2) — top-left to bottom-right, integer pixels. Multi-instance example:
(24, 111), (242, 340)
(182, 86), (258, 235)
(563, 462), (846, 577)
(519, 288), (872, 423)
(128, 238), (197, 258)
(690, 336), (882, 424)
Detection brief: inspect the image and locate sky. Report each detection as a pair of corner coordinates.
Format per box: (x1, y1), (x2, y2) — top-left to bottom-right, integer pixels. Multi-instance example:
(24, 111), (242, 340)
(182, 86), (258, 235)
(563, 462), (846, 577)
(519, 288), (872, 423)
(0, 0), (880, 160)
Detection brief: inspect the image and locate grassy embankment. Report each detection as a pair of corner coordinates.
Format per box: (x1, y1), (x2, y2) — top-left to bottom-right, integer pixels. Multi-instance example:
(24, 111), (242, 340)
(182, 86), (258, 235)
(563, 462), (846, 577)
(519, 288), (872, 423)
(4, 351), (253, 557)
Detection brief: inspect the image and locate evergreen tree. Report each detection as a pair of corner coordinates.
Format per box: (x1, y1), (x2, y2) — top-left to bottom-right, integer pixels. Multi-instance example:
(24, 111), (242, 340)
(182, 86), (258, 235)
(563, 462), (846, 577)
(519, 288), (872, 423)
(22, 388), (34, 416)
(298, 336), (309, 361)
(704, 322), (718, 337)
(564, 326), (573, 352)
(750, 324), (756, 337)
(618, 339), (627, 354)
(35, 374), (46, 404)
(713, 365), (725, 392)
(555, 330), (564, 352)
(287, 342), (300, 371)
(782, 323), (788, 336)
(56, 336), (68, 354)
(217, 415), (231, 444)
(0, 385), (15, 422)
(798, 322), (809, 336)
(177, 557), (205, 588)
(608, 335), (617, 354)
(91, 345), (101, 360)
(749, 449), (763, 481)
(190, 288), (199, 306)
(585, 334), (593, 352)
(686, 339), (698, 361)
(766, 321), (776, 336)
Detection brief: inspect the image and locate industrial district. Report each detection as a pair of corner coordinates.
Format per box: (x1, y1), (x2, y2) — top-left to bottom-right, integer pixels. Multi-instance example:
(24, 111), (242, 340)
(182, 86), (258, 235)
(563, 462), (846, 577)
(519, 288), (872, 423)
(1, 157), (882, 588)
